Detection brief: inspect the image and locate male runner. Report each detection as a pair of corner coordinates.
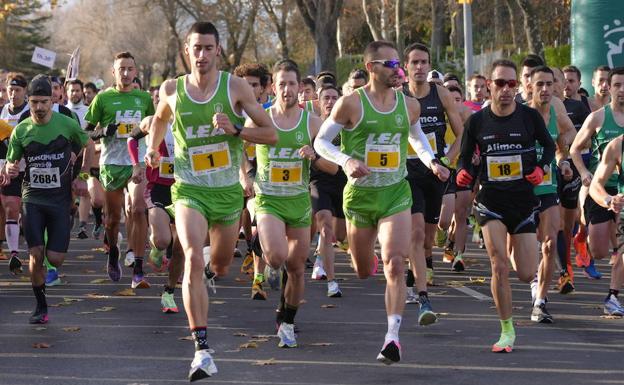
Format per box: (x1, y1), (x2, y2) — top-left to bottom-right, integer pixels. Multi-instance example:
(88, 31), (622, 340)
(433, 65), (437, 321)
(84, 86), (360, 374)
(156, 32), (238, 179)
(315, 40), (438, 364)
(84, 51), (155, 287)
(464, 74), (487, 112)
(515, 54), (544, 103)
(457, 59), (555, 352)
(589, 65), (611, 112)
(1, 75), (92, 324)
(83, 82), (98, 106)
(145, 22), (276, 381)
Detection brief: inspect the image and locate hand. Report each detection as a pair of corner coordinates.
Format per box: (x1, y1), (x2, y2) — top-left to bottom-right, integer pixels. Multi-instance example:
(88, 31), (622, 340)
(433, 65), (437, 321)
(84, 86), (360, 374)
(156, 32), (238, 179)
(298, 145), (316, 161)
(144, 148), (161, 168)
(344, 158), (370, 178)
(610, 194), (624, 213)
(212, 113), (236, 136)
(456, 169), (473, 187)
(471, 152), (481, 166)
(6, 161), (19, 178)
(525, 166), (544, 186)
(560, 163), (573, 181)
(241, 175), (254, 198)
(432, 162), (450, 182)
(0, 169), (8, 186)
(131, 164), (144, 184)
(105, 123), (119, 137)
(580, 171), (593, 186)
(72, 179), (88, 196)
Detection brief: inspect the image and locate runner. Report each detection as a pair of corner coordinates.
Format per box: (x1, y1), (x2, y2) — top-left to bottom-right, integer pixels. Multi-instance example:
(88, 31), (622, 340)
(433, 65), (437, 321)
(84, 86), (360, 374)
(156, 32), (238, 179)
(464, 74), (487, 112)
(144, 22), (277, 380)
(1, 75), (93, 324)
(515, 54), (545, 103)
(84, 51), (155, 287)
(456, 59), (555, 352)
(315, 40), (438, 364)
(589, 65), (611, 112)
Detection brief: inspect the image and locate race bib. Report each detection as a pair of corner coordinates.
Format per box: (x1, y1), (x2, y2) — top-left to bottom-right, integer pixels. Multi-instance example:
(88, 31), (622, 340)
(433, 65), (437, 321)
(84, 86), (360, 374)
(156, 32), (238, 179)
(159, 156), (174, 179)
(539, 167), (552, 186)
(30, 167), (60, 189)
(116, 118), (140, 139)
(269, 161), (302, 185)
(365, 144), (399, 172)
(189, 142), (231, 175)
(245, 144), (256, 160)
(486, 155), (522, 181)
(407, 132), (437, 159)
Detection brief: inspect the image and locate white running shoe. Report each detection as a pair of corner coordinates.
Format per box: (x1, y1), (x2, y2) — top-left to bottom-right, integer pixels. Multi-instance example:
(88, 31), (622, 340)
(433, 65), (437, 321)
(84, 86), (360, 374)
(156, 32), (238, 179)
(327, 280), (342, 297)
(188, 349), (218, 381)
(277, 322), (297, 348)
(405, 287), (418, 304)
(311, 256), (327, 280)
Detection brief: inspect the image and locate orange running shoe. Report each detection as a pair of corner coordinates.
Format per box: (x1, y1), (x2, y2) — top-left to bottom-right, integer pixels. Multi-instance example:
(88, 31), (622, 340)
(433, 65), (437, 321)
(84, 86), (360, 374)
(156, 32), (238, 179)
(574, 232), (589, 268)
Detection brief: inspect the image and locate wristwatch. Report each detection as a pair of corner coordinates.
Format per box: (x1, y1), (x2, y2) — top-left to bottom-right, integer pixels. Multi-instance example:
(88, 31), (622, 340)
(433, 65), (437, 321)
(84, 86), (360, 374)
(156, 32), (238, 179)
(233, 124), (243, 137)
(79, 172), (89, 181)
(604, 195), (613, 208)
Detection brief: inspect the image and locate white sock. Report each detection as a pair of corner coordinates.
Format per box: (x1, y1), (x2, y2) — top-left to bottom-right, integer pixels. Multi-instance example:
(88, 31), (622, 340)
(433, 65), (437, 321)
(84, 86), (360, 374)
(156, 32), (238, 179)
(534, 297), (545, 307)
(6, 222), (19, 252)
(386, 314), (402, 342)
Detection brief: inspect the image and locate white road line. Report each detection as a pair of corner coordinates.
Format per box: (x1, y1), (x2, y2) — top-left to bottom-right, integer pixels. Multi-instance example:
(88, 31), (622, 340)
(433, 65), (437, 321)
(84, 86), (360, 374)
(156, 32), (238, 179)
(454, 286), (492, 301)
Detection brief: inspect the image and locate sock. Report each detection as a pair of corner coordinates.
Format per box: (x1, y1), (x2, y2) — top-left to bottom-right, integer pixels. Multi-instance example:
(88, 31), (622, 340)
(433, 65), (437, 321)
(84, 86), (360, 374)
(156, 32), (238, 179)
(386, 314), (402, 342)
(191, 327), (209, 351)
(446, 240), (455, 251)
(500, 318), (514, 334)
(5, 220), (18, 252)
(534, 297), (545, 307)
(93, 207), (103, 226)
(556, 230), (567, 273)
(493, 318), (516, 349)
(283, 304), (298, 324)
(276, 269), (288, 323)
(166, 242), (173, 260)
(133, 257), (144, 275)
(33, 284), (47, 311)
(607, 289), (619, 301)
(406, 269), (415, 287)
(253, 273), (265, 285)
(426, 256), (433, 269)
(164, 285), (175, 294)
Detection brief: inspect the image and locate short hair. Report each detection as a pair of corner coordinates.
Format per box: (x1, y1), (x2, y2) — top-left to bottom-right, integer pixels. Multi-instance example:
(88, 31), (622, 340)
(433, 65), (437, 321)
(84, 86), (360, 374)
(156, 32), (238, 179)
(529, 65), (554, 81)
(349, 68), (369, 82)
(272, 59), (301, 83)
(403, 42), (430, 63)
(521, 54), (544, 68)
(316, 71), (336, 86)
(66, 79), (84, 89)
(318, 84), (342, 98)
(608, 67), (624, 85)
(364, 40), (397, 63)
(594, 65), (611, 73)
(234, 63), (269, 87)
(186, 21), (219, 45)
(301, 77), (316, 89)
(6, 72), (26, 88)
(578, 87), (589, 97)
(114, 51), (135, 65)
(443, 73), (460, 83)
(446, 85), (463, 97)
(84, 82), (98, 92)
(469, 74), (486, 83)
(490, 59), (517, 76)
(149, 85), (160, 93)
(562, 65), (582, 81)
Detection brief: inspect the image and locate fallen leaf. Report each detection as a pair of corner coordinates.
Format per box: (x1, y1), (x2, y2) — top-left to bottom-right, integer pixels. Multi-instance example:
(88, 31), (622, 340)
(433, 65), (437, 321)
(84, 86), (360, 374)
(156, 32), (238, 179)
(239, 342), (258, 349)
(13, 310), (30, 314)
(309, 342), (333, 346)
(82, 269), (96, 274)
(76, 255), (94, 260)
(32, 342), (51, 349)
(233, 332), (248, 337)
(446, 281), (465, 287)
(95, 306), (115, 312)
(469, 277), (487, 284)
(431, 290), (448, 296)
(76, 311), (95, 315)
(114, 288), (136, 296)
(178, 336), (193, 341)
(321, 304), (336, 308)
(34, 327), (46, 331)
(20, 276), (30, 282)
(601, 315), (623, 319)
(252, 358), (276, 366)
(63, 298), (83, 303)
(91, 247), (106, 252)
(211, 300), (225, 305)
(62, 327), (81, 332)
(90, 279), (108, 284)
(86, 293), (107, 299)
(250, 338), (269, 343)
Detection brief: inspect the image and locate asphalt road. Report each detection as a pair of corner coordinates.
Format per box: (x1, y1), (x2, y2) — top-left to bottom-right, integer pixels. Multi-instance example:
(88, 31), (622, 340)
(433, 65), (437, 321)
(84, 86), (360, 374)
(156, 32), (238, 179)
(1, 226), (623, 385)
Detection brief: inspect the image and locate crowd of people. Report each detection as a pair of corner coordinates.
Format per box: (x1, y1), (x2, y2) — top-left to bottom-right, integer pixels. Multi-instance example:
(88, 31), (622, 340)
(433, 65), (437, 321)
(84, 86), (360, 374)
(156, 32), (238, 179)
(2, 20), (624, 381)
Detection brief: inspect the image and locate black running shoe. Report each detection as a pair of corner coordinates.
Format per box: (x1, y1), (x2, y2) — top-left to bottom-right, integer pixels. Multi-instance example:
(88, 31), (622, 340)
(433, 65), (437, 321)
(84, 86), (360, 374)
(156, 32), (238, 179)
(29, 307), (49, 324)
(9, 252), (22, 275)
(377, 340), (401, 365)
(531, 303), (554, 323)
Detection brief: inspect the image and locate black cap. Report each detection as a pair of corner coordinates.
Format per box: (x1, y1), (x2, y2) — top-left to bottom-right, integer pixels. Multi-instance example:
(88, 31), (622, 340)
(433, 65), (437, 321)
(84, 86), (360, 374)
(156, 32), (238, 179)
(28, 74), (52, 97)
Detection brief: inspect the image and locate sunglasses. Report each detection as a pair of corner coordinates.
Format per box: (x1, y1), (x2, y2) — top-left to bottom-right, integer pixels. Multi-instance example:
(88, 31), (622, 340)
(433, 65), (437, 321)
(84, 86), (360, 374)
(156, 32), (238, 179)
(492, 78), (518, 88)
(369, 60), (401, 69)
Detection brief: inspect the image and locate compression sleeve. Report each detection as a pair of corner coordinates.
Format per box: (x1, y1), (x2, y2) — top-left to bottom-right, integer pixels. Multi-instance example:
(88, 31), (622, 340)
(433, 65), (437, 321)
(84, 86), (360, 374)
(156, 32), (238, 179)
(314, 117), (351, 168)
(127, 138), (140, 166)
(407, 120), (435, 168)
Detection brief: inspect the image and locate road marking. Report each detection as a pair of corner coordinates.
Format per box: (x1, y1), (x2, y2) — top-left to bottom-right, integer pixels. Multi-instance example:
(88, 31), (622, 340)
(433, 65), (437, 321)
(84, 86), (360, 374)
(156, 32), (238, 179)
(454, 286), (492, 301)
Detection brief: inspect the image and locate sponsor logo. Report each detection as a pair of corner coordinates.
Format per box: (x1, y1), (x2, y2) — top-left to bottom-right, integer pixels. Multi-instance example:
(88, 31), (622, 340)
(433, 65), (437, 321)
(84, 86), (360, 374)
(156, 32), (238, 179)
(486, 143), (522, 152)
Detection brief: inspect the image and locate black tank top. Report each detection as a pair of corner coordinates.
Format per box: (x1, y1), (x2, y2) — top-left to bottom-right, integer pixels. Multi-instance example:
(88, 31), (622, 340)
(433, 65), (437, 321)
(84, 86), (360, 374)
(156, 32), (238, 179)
(563, 97), (591, 131)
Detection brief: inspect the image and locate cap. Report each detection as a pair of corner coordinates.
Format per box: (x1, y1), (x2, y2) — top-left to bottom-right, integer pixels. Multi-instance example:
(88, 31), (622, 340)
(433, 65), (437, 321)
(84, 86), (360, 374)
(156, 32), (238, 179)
(8, 77), (27, 88)
(28, 74), (52, 97)
(427, 70), (443, 82)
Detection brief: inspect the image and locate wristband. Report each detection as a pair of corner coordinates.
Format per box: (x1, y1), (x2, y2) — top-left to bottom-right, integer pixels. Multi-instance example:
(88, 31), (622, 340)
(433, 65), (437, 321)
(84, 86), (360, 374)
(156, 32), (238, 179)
(233, 124), (243, 137)
(440, 156), (450, 166)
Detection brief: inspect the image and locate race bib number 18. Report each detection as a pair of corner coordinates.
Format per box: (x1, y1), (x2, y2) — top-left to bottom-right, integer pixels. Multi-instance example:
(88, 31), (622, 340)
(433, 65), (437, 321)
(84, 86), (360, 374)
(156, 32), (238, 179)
(486, 155), (522, 181)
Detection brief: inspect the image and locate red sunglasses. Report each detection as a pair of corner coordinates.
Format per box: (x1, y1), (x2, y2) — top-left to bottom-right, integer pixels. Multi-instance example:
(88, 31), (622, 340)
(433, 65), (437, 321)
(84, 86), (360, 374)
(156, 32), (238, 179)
(492, 79), (518, 88)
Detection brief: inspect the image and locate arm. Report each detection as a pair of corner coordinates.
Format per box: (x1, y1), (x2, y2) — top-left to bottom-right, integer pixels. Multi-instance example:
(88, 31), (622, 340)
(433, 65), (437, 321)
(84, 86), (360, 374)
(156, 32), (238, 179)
(570, 110), (601, 185)
(553, 98), (576, 161)
(438, 86), (464, 163)
(589, 136), (624, 211)
(231, 76), (277, 145)
(457, 115), (478, 174)
(145, 80), (174, 168)
(305, 114), (338, 175)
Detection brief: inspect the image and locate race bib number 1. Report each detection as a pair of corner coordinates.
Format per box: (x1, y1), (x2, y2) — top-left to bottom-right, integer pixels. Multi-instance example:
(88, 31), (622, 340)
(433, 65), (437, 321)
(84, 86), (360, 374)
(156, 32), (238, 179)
(365, 144), (399, 172)
(190, 142), (231, 175)
(486, 155), (522, 181)
(30, 167), (60, 189)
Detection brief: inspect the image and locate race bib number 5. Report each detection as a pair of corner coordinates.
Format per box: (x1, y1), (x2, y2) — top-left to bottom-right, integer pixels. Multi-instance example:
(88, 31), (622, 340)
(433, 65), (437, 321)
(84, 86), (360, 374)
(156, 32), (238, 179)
(269, 161), (302, 185)
(190, 142), (231, 175)
(159, 156), (174, 179)
(365, 144), (399, 172)
(486, 155), (522, 181)
(30, 167), (60, 189)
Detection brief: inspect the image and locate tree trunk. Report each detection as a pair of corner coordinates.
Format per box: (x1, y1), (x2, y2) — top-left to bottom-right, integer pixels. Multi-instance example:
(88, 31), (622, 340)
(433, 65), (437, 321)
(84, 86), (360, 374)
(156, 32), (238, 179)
(395, 0), (404, 55)
(261, 0), (290, 59)
(380, 0), (390, 41)
(337, 16), (343, 58)
(447, 0), (463, 52)
(493, 0), (501, 47)
(362, 0), (382, 41)
(296, 0), (343, 74)
(504, 0), (519, 49)
(430, 0), (444, 64)
(515, 0), (543, 56)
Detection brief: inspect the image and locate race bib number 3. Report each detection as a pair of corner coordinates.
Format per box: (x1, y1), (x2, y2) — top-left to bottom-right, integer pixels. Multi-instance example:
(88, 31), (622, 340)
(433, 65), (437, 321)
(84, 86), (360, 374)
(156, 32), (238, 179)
(159, 156), (174, 179)
(190, 142), (231, 175)
(269, 161), (302, 185)
(30, 167), (60, 189)
(365, 144), (399, 172)
(486, 155), (522, 181)
(407, 132), (437, 159)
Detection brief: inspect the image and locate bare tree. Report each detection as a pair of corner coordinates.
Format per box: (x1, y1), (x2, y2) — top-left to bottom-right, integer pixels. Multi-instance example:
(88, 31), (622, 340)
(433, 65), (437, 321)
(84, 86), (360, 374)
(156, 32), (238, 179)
(261, 0), (292, 59)
(296, 0), (343, 74)
(430, 0), (445, 63)
(362, 0), (382, 41)
(448, 0), (463, 52)
(395, 0), (404, 55)
(362, 0), (394, 42)
(153, 0), (191, 75)
(515, 0), (544, 57)
(504, 0), (519, 49)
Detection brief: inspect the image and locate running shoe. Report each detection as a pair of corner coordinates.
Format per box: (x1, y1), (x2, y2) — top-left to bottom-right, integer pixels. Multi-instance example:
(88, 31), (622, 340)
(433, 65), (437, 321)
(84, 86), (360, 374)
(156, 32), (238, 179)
(277, 322), (297, 348)
(418, 296), (438, 326)
(426, 267), (434, 286)
(530, 278), (538, 304)
(124, 250), (136, 268)
(452, 254), (465, 272)
(240, 250), (254, 275)
(334, 239), (349, 251)
(77, 224), (88, 239)
(531, 303), (554, 323)
(233, 248), (243, 259)
(574, 231), (589, 267)
(491, 332), (515, 353)
(161, 291), (178, 313)
(251, 282), (267, 300)
(92, 224), (103, 240)
(29, 307), (48, 324)
(442, 246), (455, 263)
(188, 349), (218, 381)
(148, 247), (165, 271)
(405, 287), (418, 304)
(327, 280), (342, 298)
(305, 257), (314, 268)
(107, 245), (122, 282)
(131, 273), (150, 289)
(604, 295), (624, 316)
(434, 229), (447, 248)
(376, 340), (401, 365)
(558, 272), (575, 294)
(45, 269), (62, 287)
(311, 256), (327, 280)
(265, 265), (282, 291)
(9, 252), (22, 275)
(584, 259), (602, 279)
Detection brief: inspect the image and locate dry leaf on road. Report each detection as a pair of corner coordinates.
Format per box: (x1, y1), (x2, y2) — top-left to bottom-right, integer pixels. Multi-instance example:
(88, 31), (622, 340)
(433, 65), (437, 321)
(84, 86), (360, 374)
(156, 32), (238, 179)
(32, 342), (51, 349)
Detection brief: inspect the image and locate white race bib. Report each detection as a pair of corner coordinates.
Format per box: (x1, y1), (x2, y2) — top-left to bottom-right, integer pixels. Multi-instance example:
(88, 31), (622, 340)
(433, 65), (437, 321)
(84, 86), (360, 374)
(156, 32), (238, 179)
(365, 144), (400, 172)
(486, 155), (523, 181)
(189, 142), (231, 176)
(30, 167), (60, 189)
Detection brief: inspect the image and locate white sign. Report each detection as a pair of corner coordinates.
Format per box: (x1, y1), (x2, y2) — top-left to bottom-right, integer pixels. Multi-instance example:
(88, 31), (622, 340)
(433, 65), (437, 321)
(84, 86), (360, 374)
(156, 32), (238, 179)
(31, 47), (56, 69)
